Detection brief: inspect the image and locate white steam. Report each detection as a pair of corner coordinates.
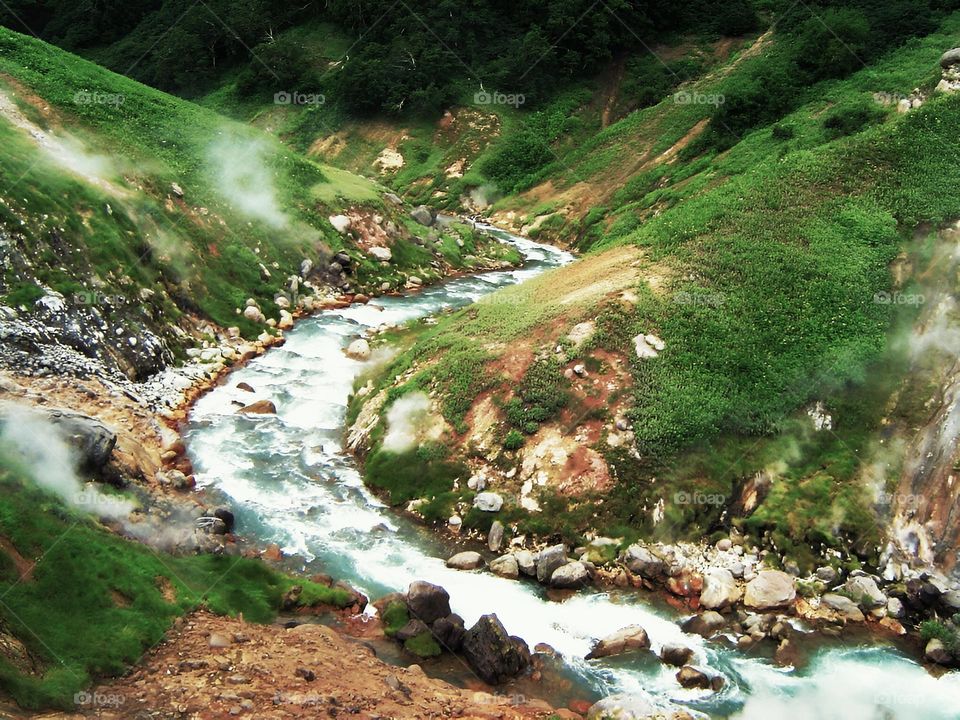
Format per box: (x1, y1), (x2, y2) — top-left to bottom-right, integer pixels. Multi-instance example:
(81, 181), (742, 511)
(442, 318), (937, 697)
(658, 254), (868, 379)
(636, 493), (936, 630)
(208, 132), (289, 228)
(0, 408), (133, 520)
(382, 392), (444, 453)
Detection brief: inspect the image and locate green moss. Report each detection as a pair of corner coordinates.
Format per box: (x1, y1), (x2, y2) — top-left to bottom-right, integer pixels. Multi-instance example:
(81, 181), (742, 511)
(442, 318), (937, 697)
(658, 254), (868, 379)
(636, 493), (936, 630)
(403, 631), (442, 658)
(381, 602), (410, 638)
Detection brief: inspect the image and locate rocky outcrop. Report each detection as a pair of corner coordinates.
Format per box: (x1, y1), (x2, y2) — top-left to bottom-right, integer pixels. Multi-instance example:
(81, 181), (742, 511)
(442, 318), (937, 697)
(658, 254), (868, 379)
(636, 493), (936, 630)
(461, 614), (531, 684)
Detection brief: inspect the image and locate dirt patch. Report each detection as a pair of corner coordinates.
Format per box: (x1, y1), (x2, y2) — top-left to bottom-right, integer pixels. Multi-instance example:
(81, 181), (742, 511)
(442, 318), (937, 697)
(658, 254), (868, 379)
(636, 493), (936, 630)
(77, 610), (564, 719)
(156, 575), (178, 604)
(0, 536), (33, 582)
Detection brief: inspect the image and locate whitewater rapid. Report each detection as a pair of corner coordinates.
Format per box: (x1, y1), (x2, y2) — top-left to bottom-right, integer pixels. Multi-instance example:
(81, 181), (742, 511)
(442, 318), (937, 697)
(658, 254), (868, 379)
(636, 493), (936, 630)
(185, 228), (960, 718)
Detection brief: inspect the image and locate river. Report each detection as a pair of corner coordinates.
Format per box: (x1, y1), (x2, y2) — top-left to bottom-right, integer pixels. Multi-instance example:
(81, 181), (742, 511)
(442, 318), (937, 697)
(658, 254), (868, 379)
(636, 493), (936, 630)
(184, 228), (960, 719)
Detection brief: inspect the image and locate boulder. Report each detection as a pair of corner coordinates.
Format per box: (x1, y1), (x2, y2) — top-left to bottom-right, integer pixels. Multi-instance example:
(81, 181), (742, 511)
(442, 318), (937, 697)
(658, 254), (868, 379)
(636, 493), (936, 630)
(550, 561), (590, 589)
(243, 305), (266, 323)
(586, 693), (656, 720)
(369, 246), (393, 262)
(473, 492), (503, 512)
(844, 576), (886, 610)
(446, 551), (484, 570)
(488, 521), (505, 552)
(815, 566), (839, 584)
(941, 48), (960, 69)
(406, 581), (451, 625)
(238, 399), (277, 415)
(537, 545), (568, 584)
(42, 407), (117, 469)
(660, 644), (694, 667)
(925, 638), (954, 666)
(345, 339), (371, 361)
(699, 568), (741, 610)
(461, 614), (530, 684)
(681, 610), (726, 637)
(329, 214), (351, 233)
(676, 665), (724, 691)
(410, 205), (435, 226)
(394, 619), (430, 642)
(621, 544), (667, 579)
(744, 571), (796, 611)
(514, 550), (537, 577)
(236, 382), (255, 393)
(489, 555), (520, 580)
(431, 614), (465, 651)
(585, 625), (650, 660)
(822, 594), (865, 622)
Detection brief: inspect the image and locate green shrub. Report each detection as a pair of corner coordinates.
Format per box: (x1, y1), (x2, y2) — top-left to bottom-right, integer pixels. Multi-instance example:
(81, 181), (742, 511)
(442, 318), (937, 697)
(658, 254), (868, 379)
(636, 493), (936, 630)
(503, 429), (525, 450)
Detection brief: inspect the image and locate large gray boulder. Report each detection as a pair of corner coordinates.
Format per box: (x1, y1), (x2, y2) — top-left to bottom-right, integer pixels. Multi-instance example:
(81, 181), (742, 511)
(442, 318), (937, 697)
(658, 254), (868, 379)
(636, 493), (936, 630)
(2, 406), (120, 470)
(536, 544), (568, 584)
(744, 571), (797, 611)
(585, 625), (650, 660)
(550, 561), (590, 589)
(410, 205), (435, 226)
(621, 544), (667, 579)
(514, 550), (537, 577)
(941, 48), (960, 69)
(844, 575), (886, 610)
(446, 551), (484, 570)
(406, 581), (451, 625)
(700, 568), (741, 610)
(489, 554), (520, 579)
(822, 593), (865, 622)
(461, 614), (530, 684)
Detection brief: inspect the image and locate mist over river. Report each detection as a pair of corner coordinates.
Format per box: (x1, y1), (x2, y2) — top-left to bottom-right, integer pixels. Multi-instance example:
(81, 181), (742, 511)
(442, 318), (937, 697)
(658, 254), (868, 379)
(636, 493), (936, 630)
(185, 228), (960, 719)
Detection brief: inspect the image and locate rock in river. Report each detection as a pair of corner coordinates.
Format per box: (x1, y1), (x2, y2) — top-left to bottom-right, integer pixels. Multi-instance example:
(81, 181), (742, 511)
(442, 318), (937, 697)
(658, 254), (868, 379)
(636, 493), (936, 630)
(345, 338), (371, 361)
(461, 614), (530, 684)
(238, 399), (277, 415)
(586, 693), (657, 720)
(446, 551), (484, 570)
(585, 625), (650, 659)
(489, 554), (520, 579)
(406, 581), (451, 624)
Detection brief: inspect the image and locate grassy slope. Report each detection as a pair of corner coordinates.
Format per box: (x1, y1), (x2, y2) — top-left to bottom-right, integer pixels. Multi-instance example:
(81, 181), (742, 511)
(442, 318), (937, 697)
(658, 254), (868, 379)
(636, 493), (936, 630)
(351, 13), (960, 565)
(0, 28), (509, 342)
(0, 453), (351, 709)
